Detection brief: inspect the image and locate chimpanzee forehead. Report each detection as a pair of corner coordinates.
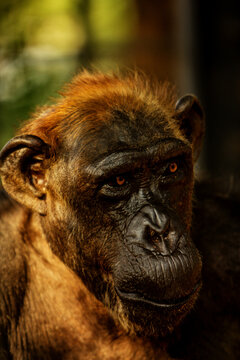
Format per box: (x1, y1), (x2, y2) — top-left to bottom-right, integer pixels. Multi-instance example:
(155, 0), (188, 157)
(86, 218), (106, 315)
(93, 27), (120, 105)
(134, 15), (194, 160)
(69, 108), (175, 163)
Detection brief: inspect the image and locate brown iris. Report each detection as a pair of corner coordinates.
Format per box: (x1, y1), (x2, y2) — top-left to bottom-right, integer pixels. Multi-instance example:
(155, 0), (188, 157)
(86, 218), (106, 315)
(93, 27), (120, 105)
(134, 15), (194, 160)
(116, 176), (126, 186)
(169, 162), (178, 173)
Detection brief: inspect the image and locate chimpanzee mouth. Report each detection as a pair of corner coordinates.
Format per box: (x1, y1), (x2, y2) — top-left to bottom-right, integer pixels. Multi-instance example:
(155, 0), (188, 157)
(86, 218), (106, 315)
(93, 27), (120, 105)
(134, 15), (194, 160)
(115, 282), (201, 309)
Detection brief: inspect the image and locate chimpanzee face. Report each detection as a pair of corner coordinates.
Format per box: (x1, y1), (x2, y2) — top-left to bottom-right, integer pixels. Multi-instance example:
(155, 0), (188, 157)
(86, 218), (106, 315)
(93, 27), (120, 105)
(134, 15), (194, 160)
(40, 102), (202, 337)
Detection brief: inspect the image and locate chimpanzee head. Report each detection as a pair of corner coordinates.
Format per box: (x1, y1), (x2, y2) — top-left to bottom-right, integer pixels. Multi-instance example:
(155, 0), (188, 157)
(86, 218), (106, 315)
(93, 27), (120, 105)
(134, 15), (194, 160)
(0, 72), (204, 337)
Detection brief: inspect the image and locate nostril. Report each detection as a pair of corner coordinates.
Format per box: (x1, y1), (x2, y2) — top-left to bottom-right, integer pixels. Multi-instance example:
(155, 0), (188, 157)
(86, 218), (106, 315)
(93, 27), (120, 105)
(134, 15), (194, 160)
(126, 205), (179, 256)
(146, 222), (178, 256)
(148, 217), (170, 238)
(161, 219), (170, 238)
(149, 228), (156, 238)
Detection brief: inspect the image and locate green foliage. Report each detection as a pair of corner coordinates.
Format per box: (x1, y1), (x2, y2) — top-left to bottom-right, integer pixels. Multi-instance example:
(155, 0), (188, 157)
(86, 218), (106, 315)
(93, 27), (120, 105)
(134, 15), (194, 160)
(0, 0), (136, 147)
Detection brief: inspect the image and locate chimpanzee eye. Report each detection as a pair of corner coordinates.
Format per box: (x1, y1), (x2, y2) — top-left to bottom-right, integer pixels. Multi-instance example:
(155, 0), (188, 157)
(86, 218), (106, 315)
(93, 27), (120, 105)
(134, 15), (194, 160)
(116, 176), (126, 186)
(98, 173), (131, 198)
(162, 158), (184, 179)
(168, 162), (178, 173)
(108, 175), (128, 187)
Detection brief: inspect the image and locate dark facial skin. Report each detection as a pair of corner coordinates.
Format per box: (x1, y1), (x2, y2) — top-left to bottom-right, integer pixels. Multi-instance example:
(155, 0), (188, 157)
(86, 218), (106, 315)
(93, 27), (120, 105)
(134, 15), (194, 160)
(41, 110), (202, 337)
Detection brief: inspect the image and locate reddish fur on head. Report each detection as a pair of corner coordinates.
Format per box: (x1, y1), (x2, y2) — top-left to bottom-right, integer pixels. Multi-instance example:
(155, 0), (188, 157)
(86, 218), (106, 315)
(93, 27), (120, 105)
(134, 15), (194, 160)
(18, 71), (177, 157)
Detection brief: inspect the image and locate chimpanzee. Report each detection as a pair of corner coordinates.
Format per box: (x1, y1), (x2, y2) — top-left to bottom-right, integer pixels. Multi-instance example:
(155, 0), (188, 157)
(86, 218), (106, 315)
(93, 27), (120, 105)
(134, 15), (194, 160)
(0, 71), (239, 359)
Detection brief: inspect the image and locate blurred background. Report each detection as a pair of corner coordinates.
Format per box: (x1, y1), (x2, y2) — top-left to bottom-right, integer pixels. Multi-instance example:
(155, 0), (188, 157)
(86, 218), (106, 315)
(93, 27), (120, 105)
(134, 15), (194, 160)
(0, 0), (240, 177)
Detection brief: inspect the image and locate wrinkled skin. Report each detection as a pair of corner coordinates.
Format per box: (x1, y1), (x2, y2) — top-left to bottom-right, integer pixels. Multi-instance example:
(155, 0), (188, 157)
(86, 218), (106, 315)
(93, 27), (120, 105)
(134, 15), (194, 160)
(0, 72), (239, 360)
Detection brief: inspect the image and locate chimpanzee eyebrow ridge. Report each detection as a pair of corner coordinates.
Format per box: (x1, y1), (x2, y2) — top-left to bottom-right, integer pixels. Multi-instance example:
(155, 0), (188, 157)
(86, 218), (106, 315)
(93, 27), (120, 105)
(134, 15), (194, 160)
(84, 138), (191, 178)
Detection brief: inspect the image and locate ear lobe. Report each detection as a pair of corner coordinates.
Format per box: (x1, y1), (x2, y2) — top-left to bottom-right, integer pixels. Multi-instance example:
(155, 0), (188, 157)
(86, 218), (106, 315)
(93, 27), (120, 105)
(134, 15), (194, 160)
(0, 135), (50, 215)
(175, 94), (205, 161)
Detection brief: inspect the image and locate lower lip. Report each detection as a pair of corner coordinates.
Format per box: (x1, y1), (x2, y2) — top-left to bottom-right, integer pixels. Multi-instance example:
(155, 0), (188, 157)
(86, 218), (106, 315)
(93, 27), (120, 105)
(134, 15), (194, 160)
(115, 282), (201, 309)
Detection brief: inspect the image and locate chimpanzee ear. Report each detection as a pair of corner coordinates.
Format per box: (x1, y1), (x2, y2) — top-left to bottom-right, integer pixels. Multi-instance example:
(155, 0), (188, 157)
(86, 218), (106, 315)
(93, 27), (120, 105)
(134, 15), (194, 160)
(0, 135), (50, 215)
(175, 94), (205, 161)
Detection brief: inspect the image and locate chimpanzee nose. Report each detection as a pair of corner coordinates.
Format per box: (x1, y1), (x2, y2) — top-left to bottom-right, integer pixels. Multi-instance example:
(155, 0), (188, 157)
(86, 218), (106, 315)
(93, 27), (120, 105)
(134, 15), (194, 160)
(126, 205), (179, 255)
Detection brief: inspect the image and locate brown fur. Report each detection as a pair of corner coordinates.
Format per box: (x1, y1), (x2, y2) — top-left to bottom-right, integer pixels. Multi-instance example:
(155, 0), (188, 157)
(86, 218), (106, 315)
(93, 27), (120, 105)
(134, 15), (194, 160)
(17, 71), (179, 156)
